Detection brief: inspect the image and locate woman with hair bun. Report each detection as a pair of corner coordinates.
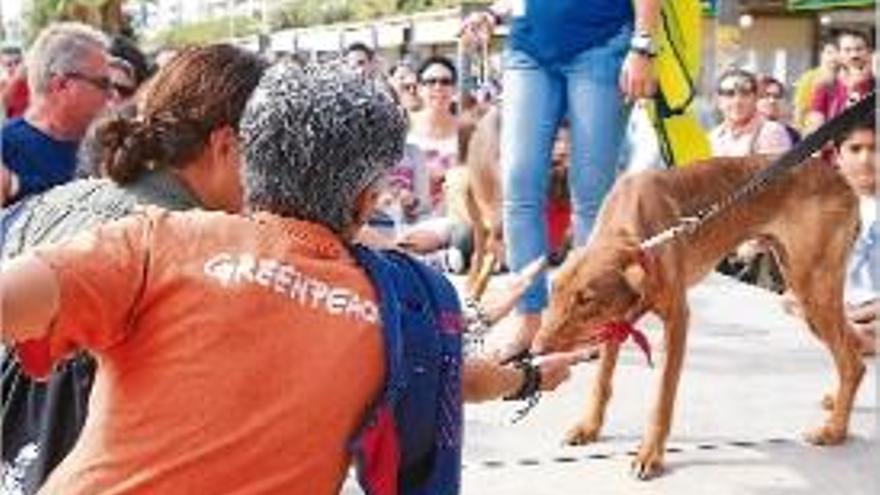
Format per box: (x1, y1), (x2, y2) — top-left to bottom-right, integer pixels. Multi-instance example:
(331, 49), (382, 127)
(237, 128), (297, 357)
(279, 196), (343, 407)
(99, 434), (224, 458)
(0, 43), (268, 495)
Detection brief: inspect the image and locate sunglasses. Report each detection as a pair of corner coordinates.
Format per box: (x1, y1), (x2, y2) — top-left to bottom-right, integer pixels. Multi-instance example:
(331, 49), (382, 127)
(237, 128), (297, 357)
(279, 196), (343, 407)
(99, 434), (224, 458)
(421, 77), (455, 87)
(717, 85), (755, 97)
(112, 82), (137, 99)
(65, 71), (112, 93)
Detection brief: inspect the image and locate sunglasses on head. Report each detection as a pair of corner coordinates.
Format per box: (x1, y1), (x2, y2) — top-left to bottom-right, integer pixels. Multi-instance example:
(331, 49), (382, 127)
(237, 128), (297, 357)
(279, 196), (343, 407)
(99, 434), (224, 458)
(421, 77), (454, 87)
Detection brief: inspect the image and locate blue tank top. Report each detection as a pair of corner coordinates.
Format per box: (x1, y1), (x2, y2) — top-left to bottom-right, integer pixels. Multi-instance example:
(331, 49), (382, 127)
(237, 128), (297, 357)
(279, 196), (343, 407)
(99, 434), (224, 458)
(508, 0), (634, 65)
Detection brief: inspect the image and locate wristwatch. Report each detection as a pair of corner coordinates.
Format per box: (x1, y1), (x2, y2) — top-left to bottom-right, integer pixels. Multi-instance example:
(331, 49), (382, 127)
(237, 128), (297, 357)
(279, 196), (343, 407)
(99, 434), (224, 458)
(630, 31), (658, 58)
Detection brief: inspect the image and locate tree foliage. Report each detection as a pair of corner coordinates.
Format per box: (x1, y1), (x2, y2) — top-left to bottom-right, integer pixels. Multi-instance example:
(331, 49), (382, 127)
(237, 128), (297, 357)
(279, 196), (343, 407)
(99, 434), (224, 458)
(151, 15), (261, 47)
(27, 0), (132, 41)
(273, 0), (466, 30)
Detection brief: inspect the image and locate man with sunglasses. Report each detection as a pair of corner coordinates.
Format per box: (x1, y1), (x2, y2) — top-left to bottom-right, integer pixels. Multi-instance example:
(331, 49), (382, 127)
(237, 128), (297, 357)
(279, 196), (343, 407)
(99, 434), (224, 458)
(709, 68), (792, 158)
(1, 22), (110, 204)
(709, 68), (792, 293)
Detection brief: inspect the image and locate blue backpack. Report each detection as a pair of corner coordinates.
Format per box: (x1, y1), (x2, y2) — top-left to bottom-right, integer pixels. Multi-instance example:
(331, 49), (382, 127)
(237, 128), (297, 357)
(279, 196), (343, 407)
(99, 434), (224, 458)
(348, 246), (463, 495)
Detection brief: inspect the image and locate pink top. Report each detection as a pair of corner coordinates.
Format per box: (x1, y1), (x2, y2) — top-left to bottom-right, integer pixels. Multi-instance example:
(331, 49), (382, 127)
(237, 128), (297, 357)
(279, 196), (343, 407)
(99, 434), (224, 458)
(709, 116), (792, 157)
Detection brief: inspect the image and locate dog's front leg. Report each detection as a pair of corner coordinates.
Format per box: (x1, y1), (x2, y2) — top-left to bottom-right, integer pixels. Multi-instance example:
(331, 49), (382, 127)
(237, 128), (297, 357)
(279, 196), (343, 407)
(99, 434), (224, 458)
(633, 303), (689, 480)
(564, 342), (621, 445)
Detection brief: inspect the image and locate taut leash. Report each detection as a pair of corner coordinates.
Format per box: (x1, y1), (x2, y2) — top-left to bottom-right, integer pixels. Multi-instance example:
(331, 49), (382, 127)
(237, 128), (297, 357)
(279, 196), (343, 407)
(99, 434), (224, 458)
(641, 91), (876, 250)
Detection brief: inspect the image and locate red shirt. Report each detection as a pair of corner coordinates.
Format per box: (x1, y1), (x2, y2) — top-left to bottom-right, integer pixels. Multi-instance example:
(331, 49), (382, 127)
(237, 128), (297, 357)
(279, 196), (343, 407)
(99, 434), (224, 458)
(3, 74), (29, 118)
(810, 74), (875, 122)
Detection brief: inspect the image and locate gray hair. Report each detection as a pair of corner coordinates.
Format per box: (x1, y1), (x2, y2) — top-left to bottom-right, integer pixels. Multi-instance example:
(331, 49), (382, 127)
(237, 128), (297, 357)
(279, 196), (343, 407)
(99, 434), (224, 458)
(26, 22), (109, 95)
(240, 61), (407, 234)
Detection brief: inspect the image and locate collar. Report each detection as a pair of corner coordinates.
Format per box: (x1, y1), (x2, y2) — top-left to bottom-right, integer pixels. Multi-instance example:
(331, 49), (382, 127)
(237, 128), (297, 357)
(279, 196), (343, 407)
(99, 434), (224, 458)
(595, 248), (659, 367)
(249, 211), (349, 259)
(597, 321), (653, 367)
(720, 114), (764, 140)
(126, 170), (201, 211)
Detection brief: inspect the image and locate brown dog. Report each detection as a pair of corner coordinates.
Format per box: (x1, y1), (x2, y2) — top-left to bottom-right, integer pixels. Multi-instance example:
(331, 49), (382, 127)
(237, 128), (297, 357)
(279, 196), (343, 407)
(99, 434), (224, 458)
(462, 105), (503, 294)
(462, 106), (572, 296)
(533, 155), (866, 479)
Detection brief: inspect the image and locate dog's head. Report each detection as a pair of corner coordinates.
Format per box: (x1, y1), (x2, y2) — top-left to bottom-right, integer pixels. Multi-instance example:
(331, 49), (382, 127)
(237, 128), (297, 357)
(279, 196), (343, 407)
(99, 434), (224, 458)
(534, 236), (650, 354)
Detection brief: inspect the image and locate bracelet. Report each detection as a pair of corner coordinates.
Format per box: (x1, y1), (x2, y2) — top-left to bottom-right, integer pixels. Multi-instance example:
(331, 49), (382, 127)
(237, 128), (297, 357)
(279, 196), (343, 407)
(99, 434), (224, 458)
(503, 359), (542, 401)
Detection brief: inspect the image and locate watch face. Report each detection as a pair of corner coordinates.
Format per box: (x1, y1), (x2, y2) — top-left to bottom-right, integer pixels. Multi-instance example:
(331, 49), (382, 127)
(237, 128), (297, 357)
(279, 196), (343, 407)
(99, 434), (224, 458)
(631, 36), (656, 55)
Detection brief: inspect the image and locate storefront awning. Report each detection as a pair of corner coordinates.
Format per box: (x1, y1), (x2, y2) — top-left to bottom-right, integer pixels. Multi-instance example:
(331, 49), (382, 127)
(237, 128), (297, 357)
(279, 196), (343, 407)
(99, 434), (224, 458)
(788, 0), (875, 10)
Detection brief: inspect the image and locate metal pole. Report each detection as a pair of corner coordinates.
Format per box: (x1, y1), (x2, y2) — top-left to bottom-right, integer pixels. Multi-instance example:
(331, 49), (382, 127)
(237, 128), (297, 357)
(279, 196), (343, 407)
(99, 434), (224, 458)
(714, 0), (743, 73)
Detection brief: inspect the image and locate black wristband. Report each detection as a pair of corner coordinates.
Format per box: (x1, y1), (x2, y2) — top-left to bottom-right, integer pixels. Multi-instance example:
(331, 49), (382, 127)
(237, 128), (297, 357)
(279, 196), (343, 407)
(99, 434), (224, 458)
(503, 359), (542, 401)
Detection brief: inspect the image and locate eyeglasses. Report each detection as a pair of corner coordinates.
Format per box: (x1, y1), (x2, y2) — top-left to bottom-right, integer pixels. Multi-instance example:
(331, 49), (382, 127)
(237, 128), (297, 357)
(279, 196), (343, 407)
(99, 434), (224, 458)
(760, 92), (783, 100)
(64, 72), (112, 93)
(421, 77), (455, 87)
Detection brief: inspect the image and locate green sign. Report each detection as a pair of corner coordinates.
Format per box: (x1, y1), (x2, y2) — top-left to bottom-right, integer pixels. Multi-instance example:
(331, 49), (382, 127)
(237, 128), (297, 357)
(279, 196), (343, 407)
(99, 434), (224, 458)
(788, 0), (875, 10)
(702, 0), (717, 15)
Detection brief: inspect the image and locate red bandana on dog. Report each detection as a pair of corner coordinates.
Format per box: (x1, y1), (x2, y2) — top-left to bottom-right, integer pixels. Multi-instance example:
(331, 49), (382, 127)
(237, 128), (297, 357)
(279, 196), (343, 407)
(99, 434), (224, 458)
(597, 321), (653, 367)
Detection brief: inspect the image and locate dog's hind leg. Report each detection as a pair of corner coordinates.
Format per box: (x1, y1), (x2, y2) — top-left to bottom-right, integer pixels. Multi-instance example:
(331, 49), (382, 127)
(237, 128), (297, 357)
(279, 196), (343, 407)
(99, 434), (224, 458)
(632, 300), (689, 480)
(779, 233), (865, 445)
(564, 342), (621, 446)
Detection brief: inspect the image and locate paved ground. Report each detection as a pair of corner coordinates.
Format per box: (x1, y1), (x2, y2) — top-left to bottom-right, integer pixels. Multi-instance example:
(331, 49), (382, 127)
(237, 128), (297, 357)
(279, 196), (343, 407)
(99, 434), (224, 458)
(345, 273), (878, 495)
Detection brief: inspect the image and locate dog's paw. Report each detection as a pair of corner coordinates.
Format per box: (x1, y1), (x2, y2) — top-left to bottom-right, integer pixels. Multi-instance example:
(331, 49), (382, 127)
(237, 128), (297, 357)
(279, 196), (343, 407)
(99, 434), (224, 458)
(804, 424), (847, 446)
(820, 393), (835, 411)
(563, 423), (601, 446)
(631, 445), (665, 480)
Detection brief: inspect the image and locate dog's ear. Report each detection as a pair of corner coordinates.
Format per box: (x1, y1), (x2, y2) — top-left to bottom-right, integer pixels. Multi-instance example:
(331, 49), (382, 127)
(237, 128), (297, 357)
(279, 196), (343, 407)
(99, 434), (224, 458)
(622, 260), (647, 296)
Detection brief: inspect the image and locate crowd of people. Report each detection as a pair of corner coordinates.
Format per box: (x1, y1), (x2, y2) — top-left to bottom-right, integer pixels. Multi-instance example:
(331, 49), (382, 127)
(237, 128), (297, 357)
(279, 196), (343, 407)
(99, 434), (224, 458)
(0, 3), (876, 494)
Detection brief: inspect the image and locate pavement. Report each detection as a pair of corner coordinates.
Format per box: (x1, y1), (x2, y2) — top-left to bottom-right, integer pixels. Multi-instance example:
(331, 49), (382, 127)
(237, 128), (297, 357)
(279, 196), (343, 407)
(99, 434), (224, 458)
(345, 273), (878, 495)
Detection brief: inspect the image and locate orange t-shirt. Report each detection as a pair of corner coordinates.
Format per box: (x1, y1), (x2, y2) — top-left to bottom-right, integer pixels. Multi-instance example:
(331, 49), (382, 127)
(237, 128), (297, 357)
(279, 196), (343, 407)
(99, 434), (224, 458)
(28, 208), (385, 495)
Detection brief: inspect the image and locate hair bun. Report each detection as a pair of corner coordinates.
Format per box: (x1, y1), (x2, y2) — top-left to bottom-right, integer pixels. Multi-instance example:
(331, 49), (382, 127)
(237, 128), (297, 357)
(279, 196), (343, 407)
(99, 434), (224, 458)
(95, 113), (159, 183)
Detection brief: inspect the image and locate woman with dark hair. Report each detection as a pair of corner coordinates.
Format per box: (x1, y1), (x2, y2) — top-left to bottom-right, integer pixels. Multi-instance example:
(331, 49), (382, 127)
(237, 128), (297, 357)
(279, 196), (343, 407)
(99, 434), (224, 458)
(756, 74), (800, 145)
(0, 43), (268, 495)
(409, 55), (459, 215)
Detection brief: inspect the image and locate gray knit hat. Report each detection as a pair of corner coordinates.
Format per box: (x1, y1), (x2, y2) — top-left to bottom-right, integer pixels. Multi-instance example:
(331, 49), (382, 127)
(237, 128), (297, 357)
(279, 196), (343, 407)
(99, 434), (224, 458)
(240, 61), (407, 234)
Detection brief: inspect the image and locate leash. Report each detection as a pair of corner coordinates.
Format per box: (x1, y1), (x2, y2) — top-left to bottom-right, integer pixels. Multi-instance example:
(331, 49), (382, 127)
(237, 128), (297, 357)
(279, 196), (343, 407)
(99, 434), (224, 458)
(641, 91), (876, 250)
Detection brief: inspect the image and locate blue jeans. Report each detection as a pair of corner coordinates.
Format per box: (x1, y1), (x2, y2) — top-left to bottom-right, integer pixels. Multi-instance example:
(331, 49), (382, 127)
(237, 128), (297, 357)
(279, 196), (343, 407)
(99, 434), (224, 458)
(501, 27), (631, 313)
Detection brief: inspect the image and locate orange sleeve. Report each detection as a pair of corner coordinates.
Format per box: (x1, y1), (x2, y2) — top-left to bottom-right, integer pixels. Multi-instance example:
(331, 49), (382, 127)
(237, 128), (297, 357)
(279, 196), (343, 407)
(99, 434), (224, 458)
(33, 212), (154, 362)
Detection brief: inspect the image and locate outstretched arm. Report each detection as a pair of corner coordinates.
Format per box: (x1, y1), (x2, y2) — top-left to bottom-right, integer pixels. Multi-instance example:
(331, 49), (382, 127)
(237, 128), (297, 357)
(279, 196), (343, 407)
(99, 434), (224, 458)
(463, 352), (583, 403)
